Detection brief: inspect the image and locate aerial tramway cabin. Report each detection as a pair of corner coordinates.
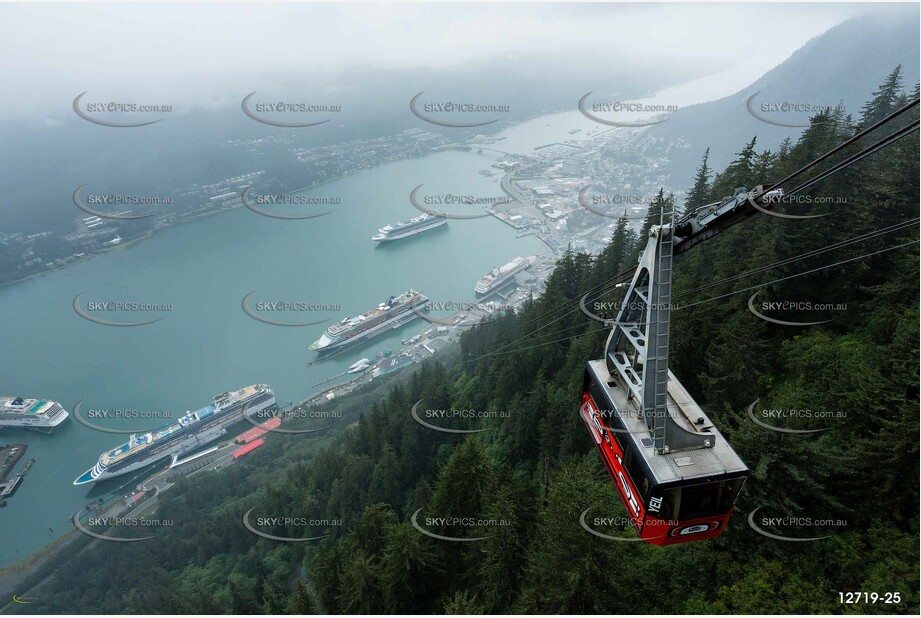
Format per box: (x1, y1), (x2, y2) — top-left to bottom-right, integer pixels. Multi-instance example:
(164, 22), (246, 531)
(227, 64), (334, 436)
(581, 360), (748, 545)
(580, 192), (757, 545)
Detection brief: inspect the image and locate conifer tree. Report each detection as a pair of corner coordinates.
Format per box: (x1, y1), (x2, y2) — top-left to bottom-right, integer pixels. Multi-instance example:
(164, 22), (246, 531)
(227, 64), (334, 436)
(683, 148), (712, 216)
(860, 65), (904, 125)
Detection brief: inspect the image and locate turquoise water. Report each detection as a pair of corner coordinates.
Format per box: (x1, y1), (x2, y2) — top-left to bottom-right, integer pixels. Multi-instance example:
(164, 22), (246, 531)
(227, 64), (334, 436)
(0, 147), (548, 567)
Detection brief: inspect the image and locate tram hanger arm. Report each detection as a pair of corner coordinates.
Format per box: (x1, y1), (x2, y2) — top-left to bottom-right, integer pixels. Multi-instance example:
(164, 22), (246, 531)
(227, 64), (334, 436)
(672, 184), (778, 256)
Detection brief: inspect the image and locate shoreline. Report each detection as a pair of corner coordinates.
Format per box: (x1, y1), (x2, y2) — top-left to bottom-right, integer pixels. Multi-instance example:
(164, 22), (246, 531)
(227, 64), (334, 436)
(0, 229), (157, 290)
(0, 149), (467, 293)
(0, 527), (82, 600)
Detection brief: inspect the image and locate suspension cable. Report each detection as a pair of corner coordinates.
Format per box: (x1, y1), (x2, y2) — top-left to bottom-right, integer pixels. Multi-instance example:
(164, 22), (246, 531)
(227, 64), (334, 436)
(784, 120), (919, 197)
(675, 218), (919, 297)
(765, 98), (919, 192)
(468, 240), (918, 360)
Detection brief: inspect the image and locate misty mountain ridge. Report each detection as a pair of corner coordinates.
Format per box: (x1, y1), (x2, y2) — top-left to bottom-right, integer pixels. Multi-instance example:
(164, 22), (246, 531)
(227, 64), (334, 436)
(648, 8), (920, 188)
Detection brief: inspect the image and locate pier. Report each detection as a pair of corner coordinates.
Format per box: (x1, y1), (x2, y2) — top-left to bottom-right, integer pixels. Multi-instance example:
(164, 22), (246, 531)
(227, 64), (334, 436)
(0, 444), (26, 485)
(310, 369), (356, 389)
(0, 458), (33, 498)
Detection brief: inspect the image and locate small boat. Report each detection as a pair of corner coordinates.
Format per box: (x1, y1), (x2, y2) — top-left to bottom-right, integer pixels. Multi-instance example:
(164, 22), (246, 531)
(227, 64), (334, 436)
(348, 359), (371, 374)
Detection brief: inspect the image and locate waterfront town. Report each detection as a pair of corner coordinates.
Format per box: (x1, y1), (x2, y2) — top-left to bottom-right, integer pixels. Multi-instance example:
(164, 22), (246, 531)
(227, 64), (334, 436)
(0, 118), (680, 286)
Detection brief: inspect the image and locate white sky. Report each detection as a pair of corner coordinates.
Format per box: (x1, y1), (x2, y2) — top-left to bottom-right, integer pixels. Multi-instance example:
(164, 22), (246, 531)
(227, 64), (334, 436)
(0, 3), (885, 118)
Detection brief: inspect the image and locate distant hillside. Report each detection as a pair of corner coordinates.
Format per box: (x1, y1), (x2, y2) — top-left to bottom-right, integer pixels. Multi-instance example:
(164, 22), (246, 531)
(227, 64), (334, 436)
(651, 7), (920, 189)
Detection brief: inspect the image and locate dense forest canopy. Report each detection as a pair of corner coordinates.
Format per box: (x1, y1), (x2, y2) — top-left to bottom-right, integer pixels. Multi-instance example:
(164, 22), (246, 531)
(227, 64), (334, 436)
(11, 69), (919, 615)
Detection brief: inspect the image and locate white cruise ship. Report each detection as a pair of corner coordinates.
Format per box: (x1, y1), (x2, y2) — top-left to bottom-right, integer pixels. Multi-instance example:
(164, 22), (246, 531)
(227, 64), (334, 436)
(475, 256), (536, 296)
(73, 384), (275, 485)
(309, 290), (427, 354)
(0, 397), (69, 430)
(372, 213), (447, 242)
